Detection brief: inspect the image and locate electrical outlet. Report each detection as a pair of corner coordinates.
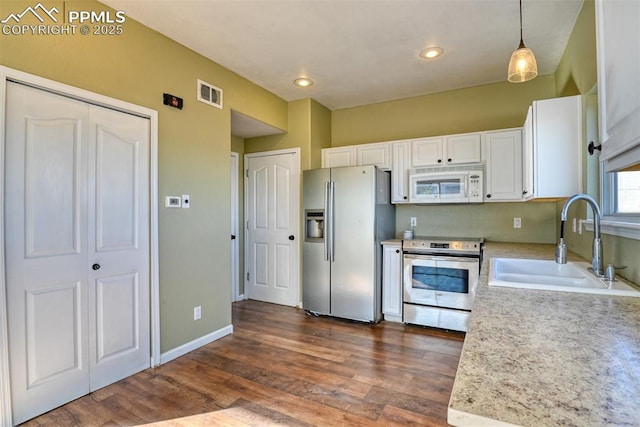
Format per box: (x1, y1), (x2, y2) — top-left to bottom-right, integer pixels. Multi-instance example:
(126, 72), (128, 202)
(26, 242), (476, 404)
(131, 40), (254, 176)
(513, 217), (522, 229)
(410, 217), (417, 227)
(182, 194), (190, 209)
(193, 306), (201, 320)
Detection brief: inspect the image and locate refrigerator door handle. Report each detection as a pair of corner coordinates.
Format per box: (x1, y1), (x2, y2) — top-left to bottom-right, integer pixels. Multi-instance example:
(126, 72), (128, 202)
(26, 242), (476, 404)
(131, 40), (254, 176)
(329, 181), (335, 262)
(324, 181), (330, 261)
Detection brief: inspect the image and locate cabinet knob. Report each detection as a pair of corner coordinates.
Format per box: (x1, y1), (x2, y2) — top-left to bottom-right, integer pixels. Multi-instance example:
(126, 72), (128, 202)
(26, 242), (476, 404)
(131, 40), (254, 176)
(486, 194), (492, 199)
(288, 235), (295, 241)
(447, 158), (452, 163)
(588, 141), (602, 155)
(522, 190), (528, 195)
(395, 249), (400, 253)
(403, 196), (408, 200)
(92, 263), (101, 271)
(437, 159), (442, 163)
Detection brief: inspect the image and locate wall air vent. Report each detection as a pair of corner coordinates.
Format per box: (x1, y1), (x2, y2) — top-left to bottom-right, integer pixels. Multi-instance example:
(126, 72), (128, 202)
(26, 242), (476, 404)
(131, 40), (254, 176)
(197, 79), (223, 109)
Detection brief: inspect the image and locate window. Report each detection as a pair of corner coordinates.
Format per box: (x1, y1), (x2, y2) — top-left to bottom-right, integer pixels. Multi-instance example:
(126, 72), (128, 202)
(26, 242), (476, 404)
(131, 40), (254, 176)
(597, 167), (640, 240)
(615, 171), (640, 213)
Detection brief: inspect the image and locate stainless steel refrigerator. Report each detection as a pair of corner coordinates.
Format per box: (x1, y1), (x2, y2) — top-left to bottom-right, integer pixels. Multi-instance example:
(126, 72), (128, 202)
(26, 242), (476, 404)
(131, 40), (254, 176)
(303, 165), (395, 322)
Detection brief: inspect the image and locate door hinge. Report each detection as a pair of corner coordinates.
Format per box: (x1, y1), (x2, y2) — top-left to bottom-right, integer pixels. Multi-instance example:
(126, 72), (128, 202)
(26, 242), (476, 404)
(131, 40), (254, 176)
(246, 220), (249, 230)
(246, 272), (250, 281)
(245, 169), (249, 178)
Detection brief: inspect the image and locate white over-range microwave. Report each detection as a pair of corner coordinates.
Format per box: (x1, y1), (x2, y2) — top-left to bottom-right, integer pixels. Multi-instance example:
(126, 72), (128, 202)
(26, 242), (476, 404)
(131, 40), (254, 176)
(409, 164), (484, 204)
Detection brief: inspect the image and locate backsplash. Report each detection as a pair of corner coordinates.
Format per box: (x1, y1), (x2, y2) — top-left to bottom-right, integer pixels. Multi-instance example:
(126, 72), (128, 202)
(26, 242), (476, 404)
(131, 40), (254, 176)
(396, 202), (557, 243)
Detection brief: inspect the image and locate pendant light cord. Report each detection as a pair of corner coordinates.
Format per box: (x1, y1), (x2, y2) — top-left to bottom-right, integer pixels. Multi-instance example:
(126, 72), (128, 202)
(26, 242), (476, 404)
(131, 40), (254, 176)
(518, 0), (525, 48)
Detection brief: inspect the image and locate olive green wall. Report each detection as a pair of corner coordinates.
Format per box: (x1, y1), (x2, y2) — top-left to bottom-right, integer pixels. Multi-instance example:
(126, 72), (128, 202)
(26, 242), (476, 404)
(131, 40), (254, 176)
(553, 0), (640, 284)
(0, 0), (288, 352)
(555, 0), (597, 97)
(331, 76), (555, 147)
(310, 100), (332, 170)
(245, 98), (331, 171)
(397, 203), (557, 243)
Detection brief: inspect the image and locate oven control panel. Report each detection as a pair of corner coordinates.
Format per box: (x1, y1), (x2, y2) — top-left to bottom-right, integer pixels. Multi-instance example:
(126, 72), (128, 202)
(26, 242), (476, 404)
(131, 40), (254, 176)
(402, 238), (482, 255)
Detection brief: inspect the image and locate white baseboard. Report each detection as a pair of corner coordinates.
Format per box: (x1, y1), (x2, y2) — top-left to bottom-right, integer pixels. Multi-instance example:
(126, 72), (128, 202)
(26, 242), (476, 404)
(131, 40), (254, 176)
(159, 324), (233, 365)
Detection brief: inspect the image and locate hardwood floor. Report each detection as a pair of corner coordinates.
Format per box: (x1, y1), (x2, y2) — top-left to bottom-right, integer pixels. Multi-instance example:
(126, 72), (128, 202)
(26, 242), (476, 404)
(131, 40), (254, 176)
(21, 300), (464, 426)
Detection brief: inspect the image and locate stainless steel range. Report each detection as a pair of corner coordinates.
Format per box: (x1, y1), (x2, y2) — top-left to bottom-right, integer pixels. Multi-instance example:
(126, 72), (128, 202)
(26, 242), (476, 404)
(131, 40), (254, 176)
(402, 236), (483, 332)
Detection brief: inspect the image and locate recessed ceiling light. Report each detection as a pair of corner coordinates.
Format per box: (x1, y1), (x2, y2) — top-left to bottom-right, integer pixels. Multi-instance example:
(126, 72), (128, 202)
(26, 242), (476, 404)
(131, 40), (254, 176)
(294, 77), (314, 88)
(420, 47), (444, 59)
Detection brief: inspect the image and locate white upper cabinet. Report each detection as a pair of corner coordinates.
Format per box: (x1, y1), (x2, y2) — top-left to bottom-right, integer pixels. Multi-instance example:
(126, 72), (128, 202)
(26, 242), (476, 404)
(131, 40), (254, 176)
(356, 142), (390, 169)
(391, 141), (411, 203)
(484, 129), (523, 202)
(322, 147), (355, 168)
(411, 133), (481, 167)
(596, 0), (640, 171)
(522, 95), (582, 200)
(411, 137), (443, 166)
(322, 142), (390, 169)
(446, 133), (482, 164)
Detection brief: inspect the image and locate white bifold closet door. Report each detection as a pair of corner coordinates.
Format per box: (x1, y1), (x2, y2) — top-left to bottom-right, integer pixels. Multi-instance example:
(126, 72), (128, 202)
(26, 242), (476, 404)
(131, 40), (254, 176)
(5, 81), (150, 425)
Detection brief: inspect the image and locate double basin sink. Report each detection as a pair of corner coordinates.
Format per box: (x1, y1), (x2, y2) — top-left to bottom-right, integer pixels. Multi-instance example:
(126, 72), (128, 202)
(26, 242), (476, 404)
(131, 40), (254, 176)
(489, 258), (640, 297)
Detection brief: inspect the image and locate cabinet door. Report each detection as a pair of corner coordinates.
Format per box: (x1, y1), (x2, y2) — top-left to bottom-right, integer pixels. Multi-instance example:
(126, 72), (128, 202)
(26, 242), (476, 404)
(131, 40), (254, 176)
(445, 133), (482, 164)
(522, 106), (534, 200)
(534, 96), (582, 198)
(391, 141), (410, 203)
(411, 137), (443, 166)
(357, 142), (391, 170)
(382, 243), (402, 320)
(322, 147), (355, 168)
(484, 129), (523, 201)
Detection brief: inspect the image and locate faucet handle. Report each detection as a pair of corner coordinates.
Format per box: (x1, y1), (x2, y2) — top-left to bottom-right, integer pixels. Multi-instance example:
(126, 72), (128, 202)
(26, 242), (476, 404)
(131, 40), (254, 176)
(604, 264), (627, 281)
(604, 264), (616, 281)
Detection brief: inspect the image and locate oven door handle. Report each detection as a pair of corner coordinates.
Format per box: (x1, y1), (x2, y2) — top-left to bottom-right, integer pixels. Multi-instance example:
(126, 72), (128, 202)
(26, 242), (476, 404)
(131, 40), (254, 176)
(403, 254), (479, 263)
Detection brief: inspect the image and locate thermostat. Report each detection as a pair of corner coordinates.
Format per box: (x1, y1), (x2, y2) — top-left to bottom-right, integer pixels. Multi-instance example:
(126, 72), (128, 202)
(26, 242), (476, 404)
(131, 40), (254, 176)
(165, 196), (181, 208)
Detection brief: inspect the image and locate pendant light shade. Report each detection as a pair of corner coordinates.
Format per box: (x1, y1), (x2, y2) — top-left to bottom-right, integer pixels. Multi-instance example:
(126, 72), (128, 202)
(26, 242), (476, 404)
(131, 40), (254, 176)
(508, 0), (537, 83)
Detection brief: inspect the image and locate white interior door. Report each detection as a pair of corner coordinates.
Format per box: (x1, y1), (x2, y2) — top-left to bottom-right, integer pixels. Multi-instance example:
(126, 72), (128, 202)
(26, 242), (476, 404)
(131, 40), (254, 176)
(246, 150), (300, 307)
(230, 152), (240, 302)
(5, 82), (150, 424)
(87, 105), (150, 390)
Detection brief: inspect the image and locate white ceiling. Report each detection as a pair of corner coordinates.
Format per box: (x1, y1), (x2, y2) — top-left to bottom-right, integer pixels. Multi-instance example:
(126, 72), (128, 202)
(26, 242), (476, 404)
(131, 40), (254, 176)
(100, 0), (584, 135)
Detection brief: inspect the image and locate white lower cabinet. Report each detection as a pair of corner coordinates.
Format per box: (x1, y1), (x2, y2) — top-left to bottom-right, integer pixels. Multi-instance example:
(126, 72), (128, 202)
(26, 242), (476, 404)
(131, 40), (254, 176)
(382, 241), (403, 322)
(484, 128), (523, 201)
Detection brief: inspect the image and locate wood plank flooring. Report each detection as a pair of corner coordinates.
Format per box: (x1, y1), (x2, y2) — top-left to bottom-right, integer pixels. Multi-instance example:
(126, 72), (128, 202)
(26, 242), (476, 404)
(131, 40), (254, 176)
(21, 300), (464, 426)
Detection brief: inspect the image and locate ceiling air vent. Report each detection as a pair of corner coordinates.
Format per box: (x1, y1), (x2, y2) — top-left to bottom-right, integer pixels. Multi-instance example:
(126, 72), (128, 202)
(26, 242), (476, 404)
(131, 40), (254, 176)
(197, 79), (223, 109)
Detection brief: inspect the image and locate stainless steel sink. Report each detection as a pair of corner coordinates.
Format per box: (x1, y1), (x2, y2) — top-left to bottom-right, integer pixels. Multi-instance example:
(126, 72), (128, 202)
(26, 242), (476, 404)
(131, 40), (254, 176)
(488, 258), (640, 297)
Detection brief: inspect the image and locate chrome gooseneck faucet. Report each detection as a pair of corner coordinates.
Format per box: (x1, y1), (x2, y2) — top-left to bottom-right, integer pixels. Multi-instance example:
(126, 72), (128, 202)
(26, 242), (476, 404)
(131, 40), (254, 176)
(555, 193), (603, 276)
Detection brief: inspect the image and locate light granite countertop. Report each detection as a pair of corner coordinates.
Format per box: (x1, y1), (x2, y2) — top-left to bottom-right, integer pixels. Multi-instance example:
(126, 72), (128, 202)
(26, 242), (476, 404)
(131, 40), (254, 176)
(448, 242), (640, 427)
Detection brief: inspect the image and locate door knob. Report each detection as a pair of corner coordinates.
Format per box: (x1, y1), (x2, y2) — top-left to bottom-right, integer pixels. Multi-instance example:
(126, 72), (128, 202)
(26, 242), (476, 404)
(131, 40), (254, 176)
(92, 264), (101, 271)
(288, 235), (295, 241)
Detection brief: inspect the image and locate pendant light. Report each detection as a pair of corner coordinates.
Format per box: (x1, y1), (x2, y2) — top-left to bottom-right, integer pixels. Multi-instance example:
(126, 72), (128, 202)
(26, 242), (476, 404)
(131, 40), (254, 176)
(507, 0), (538, 83)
